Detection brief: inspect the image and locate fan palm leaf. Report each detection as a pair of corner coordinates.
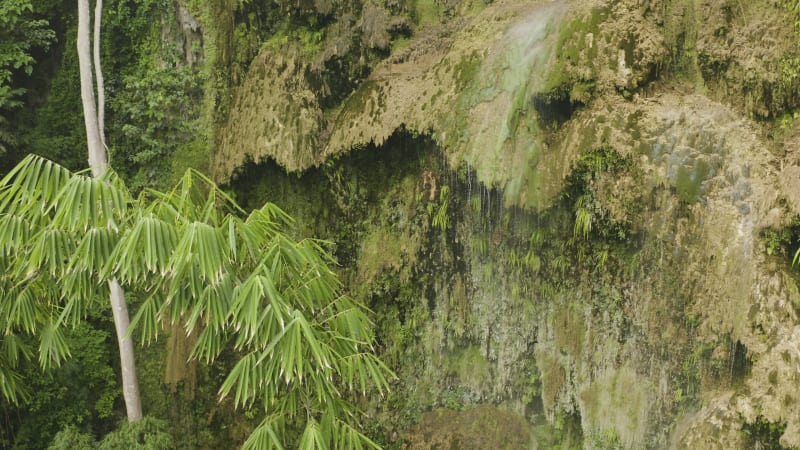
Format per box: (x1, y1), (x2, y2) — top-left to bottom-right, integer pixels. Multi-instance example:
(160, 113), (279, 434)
(0, 155), (394, 447)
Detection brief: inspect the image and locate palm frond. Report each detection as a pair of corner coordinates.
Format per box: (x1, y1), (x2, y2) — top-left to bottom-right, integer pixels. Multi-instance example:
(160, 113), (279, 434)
(0, 333), (32, 368)
(184, 273), (233, 335)
(241, 415), (286, 450)
(219, 352), (263, 408)
(26, 227), (77, 278)
(298, 419), (329, 450)
(332, 417), (381, 450)
(69, 226), (119, 275)
(108, 215), (177, 284)
(57, 280), (104, 328)
(228, 267), (288, 348)
(51, 171), (131, 232)
(0, 154), (73, 217)
(189, 323), (228, 364)
(0, 361), (29, 405)
(153, 169), (242, 223)
(168, 221), (230, 287)
(333, 350), (394, 397)
(38, 320), (70, 370)
(5, 284), (44, 334)
(0, 214), (34, 257)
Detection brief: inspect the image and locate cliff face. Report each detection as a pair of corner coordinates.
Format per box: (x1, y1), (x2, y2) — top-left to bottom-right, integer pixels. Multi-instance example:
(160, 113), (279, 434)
(202, 0), (800, 447)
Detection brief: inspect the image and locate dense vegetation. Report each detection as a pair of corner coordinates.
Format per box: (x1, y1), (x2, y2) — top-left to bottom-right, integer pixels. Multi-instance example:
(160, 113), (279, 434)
(0, 0), (395, 447)
(4, 0), (800, 448)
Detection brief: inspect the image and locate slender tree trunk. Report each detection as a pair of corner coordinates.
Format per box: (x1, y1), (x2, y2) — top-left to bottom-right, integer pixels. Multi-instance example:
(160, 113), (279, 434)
(77, 0), (143, 422)
(93, 0), (106, 150)
(77, 0), (105, 174)
(109, 280), (142, 421)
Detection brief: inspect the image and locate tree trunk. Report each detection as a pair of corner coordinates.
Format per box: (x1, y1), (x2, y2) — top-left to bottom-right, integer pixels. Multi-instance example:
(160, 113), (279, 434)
(77, 0), (143, 422)
(77, 0), (105, 176)
(109, 280), (143, 421)
(93, 0), (106, 150)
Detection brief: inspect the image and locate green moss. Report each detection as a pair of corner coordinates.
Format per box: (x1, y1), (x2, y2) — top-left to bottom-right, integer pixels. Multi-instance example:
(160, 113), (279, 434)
(543, 7), (609, 97)
(453, 52), (481, 91)
(554, 302), (585, 356)
(579, 366), (652, 448)
(664, 0), (706, 92)
(359, 227), (406, 283)
(449, 346), (490, 390)
(532, 412), (584, 450)
(560, 147), (638, 242)
(675, 159), (710, 203)
(391, 35), (413, 53)
(260, 25), (325, 56)
(405, 406), (535, 449)
(336, 80), (381, 123)
(587, 429), (625, 450)
(412, 0), (442, 26)
(741, 416), (789, 450)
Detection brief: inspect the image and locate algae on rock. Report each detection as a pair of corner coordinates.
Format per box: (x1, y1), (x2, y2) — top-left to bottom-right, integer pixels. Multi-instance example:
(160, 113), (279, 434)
(207, 0), (800, 448)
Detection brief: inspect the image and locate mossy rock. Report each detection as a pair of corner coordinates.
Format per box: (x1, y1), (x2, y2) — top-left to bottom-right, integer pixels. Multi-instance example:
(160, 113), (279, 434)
(402, 405), (533, 450)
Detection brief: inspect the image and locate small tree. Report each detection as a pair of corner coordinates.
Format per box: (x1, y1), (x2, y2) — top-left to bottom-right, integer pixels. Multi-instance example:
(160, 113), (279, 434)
(0, 156), (393, 448)
(76, 0), (142, 420)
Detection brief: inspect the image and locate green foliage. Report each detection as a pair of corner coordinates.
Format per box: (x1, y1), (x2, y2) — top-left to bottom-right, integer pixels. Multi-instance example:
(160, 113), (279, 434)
(102, 0), (206, 189)
(587, 429), (624, 450)
(9, 322), (118, 449)
(775, 1), (800, 118)
(563, 147), (634, 242)
(0, 155), (393, 449)
(48, 426), (96, 450)
(0, 0), (55, 104)
(49, 417), (174, 450)
(760, 216), (800, 266)
(741, 416), (789, 450)
(22, 22), (86, 170)
(429, 185), (451, 232)
(97, 417), (173, 450)
(532, 412), (584, 450)
(573, 195), (592, 239)
(112, 62), (204, 190)
(0, 0), (55, 153)
(261, 24), (326, 56)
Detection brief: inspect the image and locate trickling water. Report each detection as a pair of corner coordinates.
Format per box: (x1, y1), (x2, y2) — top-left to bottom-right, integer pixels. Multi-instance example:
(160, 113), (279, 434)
(466, 163), (472, 203)
(456, 1), (565, 210)
(496, 190), (504, 229)
(485, 187), (491, 232)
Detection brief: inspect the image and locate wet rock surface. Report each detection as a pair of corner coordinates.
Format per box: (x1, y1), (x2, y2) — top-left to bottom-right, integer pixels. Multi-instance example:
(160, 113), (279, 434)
(215, 0), (800, 447)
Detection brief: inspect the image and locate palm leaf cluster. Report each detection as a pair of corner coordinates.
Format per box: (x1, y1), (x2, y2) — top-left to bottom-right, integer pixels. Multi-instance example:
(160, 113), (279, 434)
(0, 155), (392, 449)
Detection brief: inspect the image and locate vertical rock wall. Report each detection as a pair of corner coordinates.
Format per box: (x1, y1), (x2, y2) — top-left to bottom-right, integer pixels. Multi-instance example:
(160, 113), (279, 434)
(209, 0), (800, 448)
